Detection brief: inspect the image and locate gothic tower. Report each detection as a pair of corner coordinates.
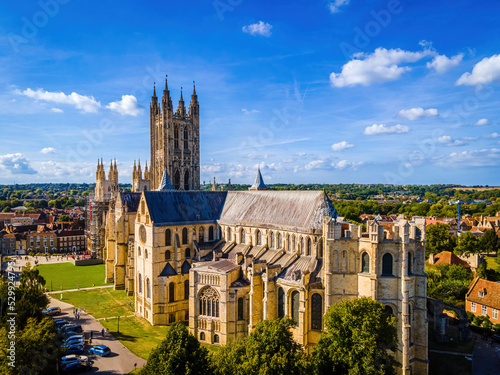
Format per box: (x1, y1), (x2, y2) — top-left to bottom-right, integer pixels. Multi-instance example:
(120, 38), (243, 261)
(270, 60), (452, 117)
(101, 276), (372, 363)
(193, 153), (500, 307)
(150, 76), (200, 190)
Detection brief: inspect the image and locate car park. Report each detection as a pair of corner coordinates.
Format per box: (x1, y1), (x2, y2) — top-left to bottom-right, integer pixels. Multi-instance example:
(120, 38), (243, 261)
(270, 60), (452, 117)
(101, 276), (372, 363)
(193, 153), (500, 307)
(89, 345), (111, 357)
(63, 334), (83, 341)
(64, 345), (84, 355)
(42, 306), (61, 316)
(63, 338), (85, 347)
(55, 319), (70, 328)
(61, 360), (92, 373)
(60, 324), (83, 334)
(60, 355), (89, 366)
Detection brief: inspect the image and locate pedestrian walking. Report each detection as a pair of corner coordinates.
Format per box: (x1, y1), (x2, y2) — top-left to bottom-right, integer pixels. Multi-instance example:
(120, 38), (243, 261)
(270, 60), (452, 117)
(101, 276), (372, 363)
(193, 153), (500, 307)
(77, 284), (80, 291)
(101, 328), (105, 337)
(106, 328), (109, 335)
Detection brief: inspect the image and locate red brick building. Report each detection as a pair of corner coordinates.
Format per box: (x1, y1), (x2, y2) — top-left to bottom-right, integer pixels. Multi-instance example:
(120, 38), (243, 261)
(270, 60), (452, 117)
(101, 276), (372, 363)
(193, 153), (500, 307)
(466, 277), (500, 324)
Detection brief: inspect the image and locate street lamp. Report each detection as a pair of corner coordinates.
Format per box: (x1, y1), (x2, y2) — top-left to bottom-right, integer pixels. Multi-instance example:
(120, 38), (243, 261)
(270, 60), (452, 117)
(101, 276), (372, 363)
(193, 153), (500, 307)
(117, 316), (120, 333)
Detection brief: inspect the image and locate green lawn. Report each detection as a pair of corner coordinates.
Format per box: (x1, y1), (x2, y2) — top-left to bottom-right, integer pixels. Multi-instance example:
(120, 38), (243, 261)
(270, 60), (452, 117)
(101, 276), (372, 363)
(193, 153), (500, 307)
(35, 263), (111, 290)
(485, 255), (499, 271)
(53, 288), (134, 319)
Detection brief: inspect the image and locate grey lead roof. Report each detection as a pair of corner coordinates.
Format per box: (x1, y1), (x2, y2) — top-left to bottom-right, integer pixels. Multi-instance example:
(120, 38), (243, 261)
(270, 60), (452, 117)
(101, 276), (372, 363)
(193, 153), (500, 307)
(120, 192), (142, 212)
(250, 167), (267, 190)
(157, 170), (175, 191)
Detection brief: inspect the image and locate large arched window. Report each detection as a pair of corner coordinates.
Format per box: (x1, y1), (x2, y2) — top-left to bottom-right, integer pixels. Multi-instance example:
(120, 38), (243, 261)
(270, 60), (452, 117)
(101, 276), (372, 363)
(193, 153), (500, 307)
(270, 232), (275, 248)
(287, 235), (291, 252)
(227, 227), (232, 242)
(183, 127), (189, 150)
(182, 227), (188, 244)
(199, 287), (220, 318)
(209, 226), (214, 241)
(184, 279), (189, 300)
(407, 252), (413, 275)
(238, 297), (244, 320)
(278, 233), (282, 249)
(174, 126), (179, 149)
(199, 226), (205, 243)
(301, 237), (304, 254)
(291, 291), (300, 323)
(169, 282), (175, 303)
(307, 238), (311, 256)
(278, 287), (285, 318)
(138, 273), (142, 294)
(165, 229), (171, 246)
(311, 293), (323, 330)
(362, 252), (370, 273)
(318, 240), (323, 258)
(200, 332), (205, 341)
(174, 170), (180, 190)
(185, 248), (190, 258)
(214, 334), (219, 343)
(384, 305), (394, 316)
(165, 250), (171, 261)
(256, 231), (262, 246)
(184, 170), (190, 191)
(146, 278), (151, 299)
(240, 229), (245, 244)
(382, 253), (393, 276)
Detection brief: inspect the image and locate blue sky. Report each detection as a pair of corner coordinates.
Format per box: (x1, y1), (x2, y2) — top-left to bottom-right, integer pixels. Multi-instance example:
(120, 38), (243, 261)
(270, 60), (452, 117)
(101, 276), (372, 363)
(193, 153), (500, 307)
(1, 0), (500, 186)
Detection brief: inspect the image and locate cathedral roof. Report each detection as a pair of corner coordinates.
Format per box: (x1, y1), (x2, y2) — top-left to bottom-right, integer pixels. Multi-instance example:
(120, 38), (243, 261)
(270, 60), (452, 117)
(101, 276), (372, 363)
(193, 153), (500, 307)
(118, 192), (142, 212)
(144, 191), (228, 226)
(194, 259), (240, 274)
(157, 170), (175, 191)
(248, 167), (267, 190)
(219, 191), (337, 233)
(159, 262), (177, 277)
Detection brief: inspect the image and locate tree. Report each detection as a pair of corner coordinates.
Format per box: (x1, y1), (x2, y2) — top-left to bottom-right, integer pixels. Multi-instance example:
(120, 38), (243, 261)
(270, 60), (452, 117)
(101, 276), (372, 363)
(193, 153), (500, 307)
(213, 318), (310, 375)
(16, 263), (49, 328)
(426, 223), (456, 258)
(57, 214), (70, 222)
(476, 262), (488, 280)
(140, 323), (212, 375)
(454, 232), (479, 256)
(480, 230), (500, 255)
(312, 297), (399, 375)
(426, 263), (473, 306)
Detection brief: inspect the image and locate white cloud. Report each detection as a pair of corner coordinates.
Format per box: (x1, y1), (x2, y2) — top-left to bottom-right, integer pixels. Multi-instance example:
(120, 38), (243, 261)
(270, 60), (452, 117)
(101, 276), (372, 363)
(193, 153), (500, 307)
(426, 53), (463, 74)
(330, 47), (434, 87)
(437, 135), (451, 144)
(434, 148), (500, 167)
(333, 160), (363, 170)
(242, 21), (272, 37)
(40, 147), (57, 154)
(485, 132), (499, 138)
(399, 107), (438, 121)
(0, 153), (37, 175)
(15, 88), (101, 113)
(106, 95), (142, 116)
(437, 135), (476, 146)
(475, 118), (488, 126)
(331, 141), (354, 151)
(305, 159), (330, 170)
(364, 124), (410, 135)
(50, 107), (63, 113)
(242, 108), (260, 115)
(328, 0), (350, 13)
(456, 54), (500, 86)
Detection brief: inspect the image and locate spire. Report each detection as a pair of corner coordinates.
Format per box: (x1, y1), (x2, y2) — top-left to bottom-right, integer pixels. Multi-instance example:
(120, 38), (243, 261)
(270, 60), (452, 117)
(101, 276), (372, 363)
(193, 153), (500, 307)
(192, 81), (197, 97)
(162, 74), (172, 112)
(157, 170), (175, 191)
(153, 82), (156, 98)
(249, 166), (267, 190)
(211, 177), (217, 191)
(164, 74), (169, 92)
(189, 81), (199, 117)
(227, 179), (232, 191)
(177, 87), (186, 117)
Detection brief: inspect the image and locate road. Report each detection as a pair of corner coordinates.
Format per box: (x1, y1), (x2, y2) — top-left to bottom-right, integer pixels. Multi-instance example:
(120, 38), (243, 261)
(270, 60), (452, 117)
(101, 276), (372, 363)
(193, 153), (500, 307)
(473, 333), (500, 375)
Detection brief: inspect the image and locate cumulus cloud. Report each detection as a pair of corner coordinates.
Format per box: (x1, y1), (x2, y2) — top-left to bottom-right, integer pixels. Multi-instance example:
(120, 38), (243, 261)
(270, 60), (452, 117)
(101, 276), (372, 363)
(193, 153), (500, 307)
(434, 148), (500, 167)
(485, 132), (499, 138)
(426, 53), (463, 74)
(305, 159), (331, 170)
(242, 21), (272, 37)
(106, 95), (142, 116)
(331, 141), (354, 151)
(330, 47), (434, 87)
(437, 135), (476, 146)
(0, 153), (37, 175)
(364, 124), (410, 135)
(242, 108), (260, 115)
(328, 0), (350, 13)
(50, 107), (63, 113)
(40, 147), (57, 154)
(456, 54), (500, 86)
(475, 118), (488, 126)
(399, 107), (438, 121)
(333, 160), (363, 170)
(15, 88), (101, 113)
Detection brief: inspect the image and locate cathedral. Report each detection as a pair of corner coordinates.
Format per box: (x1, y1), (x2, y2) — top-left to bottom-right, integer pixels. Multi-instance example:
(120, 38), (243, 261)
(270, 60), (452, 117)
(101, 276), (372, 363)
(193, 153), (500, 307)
(94, 76), (428, 375)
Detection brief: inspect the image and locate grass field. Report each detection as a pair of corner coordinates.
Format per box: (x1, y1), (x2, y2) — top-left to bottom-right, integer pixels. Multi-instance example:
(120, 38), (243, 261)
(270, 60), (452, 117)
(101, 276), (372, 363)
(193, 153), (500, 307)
(485, 255), (499, 271)
(35, 263), (111, 290)
(53, 288), (134, 319)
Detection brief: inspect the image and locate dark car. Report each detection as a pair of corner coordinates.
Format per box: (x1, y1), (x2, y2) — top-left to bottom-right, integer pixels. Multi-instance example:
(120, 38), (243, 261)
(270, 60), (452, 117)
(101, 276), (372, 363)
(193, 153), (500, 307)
(60, 324), (83, 334)
(64, 345), (84, 355)
(61, 360), (92, 373)
(55, 319), (70, 328)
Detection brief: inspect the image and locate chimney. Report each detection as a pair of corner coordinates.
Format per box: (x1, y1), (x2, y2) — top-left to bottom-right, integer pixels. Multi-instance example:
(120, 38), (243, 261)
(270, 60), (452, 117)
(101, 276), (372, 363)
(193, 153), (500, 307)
(429, 253), (435, 265)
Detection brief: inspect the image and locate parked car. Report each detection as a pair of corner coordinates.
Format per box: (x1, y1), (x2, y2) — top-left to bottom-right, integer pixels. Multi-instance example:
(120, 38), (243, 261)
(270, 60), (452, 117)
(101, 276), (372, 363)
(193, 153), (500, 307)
(89, 345), (111, 357)
(60, 355), (89, 366)
(60, 324), (83, 334)
(63, 338), (85, 347)
(64, 345), (84, 355)
(55, 319), (70, 328)
(61, 360), (92, 373)
(63, 334), (83, 341)
(42, 306), (61, 316)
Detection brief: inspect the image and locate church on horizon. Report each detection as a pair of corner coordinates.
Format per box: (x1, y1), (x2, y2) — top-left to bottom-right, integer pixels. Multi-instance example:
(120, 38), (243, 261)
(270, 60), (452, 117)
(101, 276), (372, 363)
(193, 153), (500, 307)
(90, 76), (428, 375)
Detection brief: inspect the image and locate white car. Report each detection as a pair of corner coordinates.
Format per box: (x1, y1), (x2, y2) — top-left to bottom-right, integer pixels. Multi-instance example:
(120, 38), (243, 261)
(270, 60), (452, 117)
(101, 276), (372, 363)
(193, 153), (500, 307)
(60, 355), (89, 365)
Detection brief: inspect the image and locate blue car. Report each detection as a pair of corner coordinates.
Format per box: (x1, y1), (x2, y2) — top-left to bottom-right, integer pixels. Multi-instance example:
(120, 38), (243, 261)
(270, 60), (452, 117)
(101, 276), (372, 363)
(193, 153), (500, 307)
(89, 345), (111, 357)
(63, 338), (84, 347)
(56, 319), (70, 328)
(63, 334), (83, 342)
(64, 345), (84, 355)
(60, 324), (82, 334)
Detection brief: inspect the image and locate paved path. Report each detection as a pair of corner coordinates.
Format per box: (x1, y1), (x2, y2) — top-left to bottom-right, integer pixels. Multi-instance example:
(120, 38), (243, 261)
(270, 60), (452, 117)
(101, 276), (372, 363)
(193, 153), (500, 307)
(472, 333), (500, 375)
(48, 285), (113, 294)
(48, 297), (146, 374)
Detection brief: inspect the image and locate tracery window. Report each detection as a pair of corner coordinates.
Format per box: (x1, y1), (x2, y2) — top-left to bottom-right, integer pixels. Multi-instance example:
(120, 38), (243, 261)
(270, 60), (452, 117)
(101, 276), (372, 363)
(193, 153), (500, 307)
(165, 229), (171, 246)
(311, 293), (323, 330)
(256, 231), (262, 246)
(183, 127), (189, 150)
(382, 253), (394, 276)
(291, 291), (300, 323)
(362, 252), (370, 273)
(278, 287), (285, 318)
(198, 287), (220, 318)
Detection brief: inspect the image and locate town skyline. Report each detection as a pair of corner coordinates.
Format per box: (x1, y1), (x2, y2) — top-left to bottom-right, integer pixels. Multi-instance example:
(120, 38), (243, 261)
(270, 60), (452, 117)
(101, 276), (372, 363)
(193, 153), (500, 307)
(1, 0), (500, 186)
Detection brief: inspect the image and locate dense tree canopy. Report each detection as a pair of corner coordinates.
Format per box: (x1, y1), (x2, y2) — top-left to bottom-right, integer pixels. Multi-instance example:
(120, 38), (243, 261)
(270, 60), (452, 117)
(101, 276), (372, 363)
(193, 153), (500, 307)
(426, 263), (473, 306)
(454, 231), (480, 256)
(426, 223), (456, 258)
(480, 230), (500, 255)
(312, 297), (399, 375)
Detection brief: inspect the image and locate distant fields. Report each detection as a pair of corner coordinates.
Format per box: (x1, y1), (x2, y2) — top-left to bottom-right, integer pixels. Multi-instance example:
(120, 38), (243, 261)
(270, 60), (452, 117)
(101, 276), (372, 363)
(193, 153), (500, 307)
(35, 263), (110, 290)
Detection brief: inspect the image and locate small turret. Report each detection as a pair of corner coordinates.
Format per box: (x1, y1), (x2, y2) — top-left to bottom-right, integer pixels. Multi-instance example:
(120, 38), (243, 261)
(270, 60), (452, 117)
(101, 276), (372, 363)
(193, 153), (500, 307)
(249, 166), (267, 190)
(189, 81), (199, 117)
(211, 177), (217, 191)
(176, 88), (186, 117)
(227, 179), (232, 191)
(162, 75), (172, 112)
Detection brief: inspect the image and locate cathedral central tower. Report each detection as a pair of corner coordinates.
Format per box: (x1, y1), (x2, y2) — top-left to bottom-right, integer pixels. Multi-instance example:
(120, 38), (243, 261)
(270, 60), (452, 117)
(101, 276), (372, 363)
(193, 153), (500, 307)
(150, 76), (200, 190)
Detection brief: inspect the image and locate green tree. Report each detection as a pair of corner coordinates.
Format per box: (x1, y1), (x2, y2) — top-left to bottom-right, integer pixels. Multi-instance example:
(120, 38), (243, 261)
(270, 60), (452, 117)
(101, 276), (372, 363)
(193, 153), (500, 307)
(426, 264), (473, 306)
(480, 230), (500, 255)
(476, 262), (488, 280)
(312, 297), (399, 375)
(213, 318), (310, 375)
(57, 214), (70, 222)
(16, 264), (49, 328)
(140, 323), (212, 375)
(426, 223), (456, 258)
(454, 232), (479, 255)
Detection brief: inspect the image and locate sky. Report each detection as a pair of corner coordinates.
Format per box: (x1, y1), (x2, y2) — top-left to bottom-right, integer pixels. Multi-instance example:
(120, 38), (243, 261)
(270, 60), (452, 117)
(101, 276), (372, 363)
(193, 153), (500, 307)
(0, 0), (500, 186)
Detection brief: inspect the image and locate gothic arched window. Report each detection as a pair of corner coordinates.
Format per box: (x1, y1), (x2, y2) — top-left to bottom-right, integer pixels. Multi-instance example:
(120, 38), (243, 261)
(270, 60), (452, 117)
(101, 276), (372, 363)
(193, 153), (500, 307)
(184, 170), (189, 191)
(165, 229), (171, 246)
(183, 127), (189, 150)
(291, 291), (300, 323)
(287, 235), (291, 252)
(198, 287), (220, 318)
(238, 297), (244, 321)
(199, 226), (205, 243)
(209, 226), (214, 241)
(307, 238), (311, 256)
(228, 227), (232, 242)
(278, 233), (282, 249)
(301, 237), (304, 254)
(407, 252), (413, 275)
(256, 230), (262, 246)
(182, 227), (188, 245)
(362, 252), (370, 273)
(169, 282), (175, 303)
(174, 170), (180, 190)
(318, 240), (323, 258)
(174, 126), (179, 149)
(146, 278), (151, 299)
(311, 293), (323, 330)
(382, 253), (393, 276)
(185, 248), (190, 258)
(240, 229), (245, 244)
(278, 287), (285, 319)
(165, 250), (171, 261)
(292, 235), (296, 252)
(200, 332), (205, 341)
(184, 279), (189, 300)
(270, 232), (275, 248)
(138, 273), (142, 294)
